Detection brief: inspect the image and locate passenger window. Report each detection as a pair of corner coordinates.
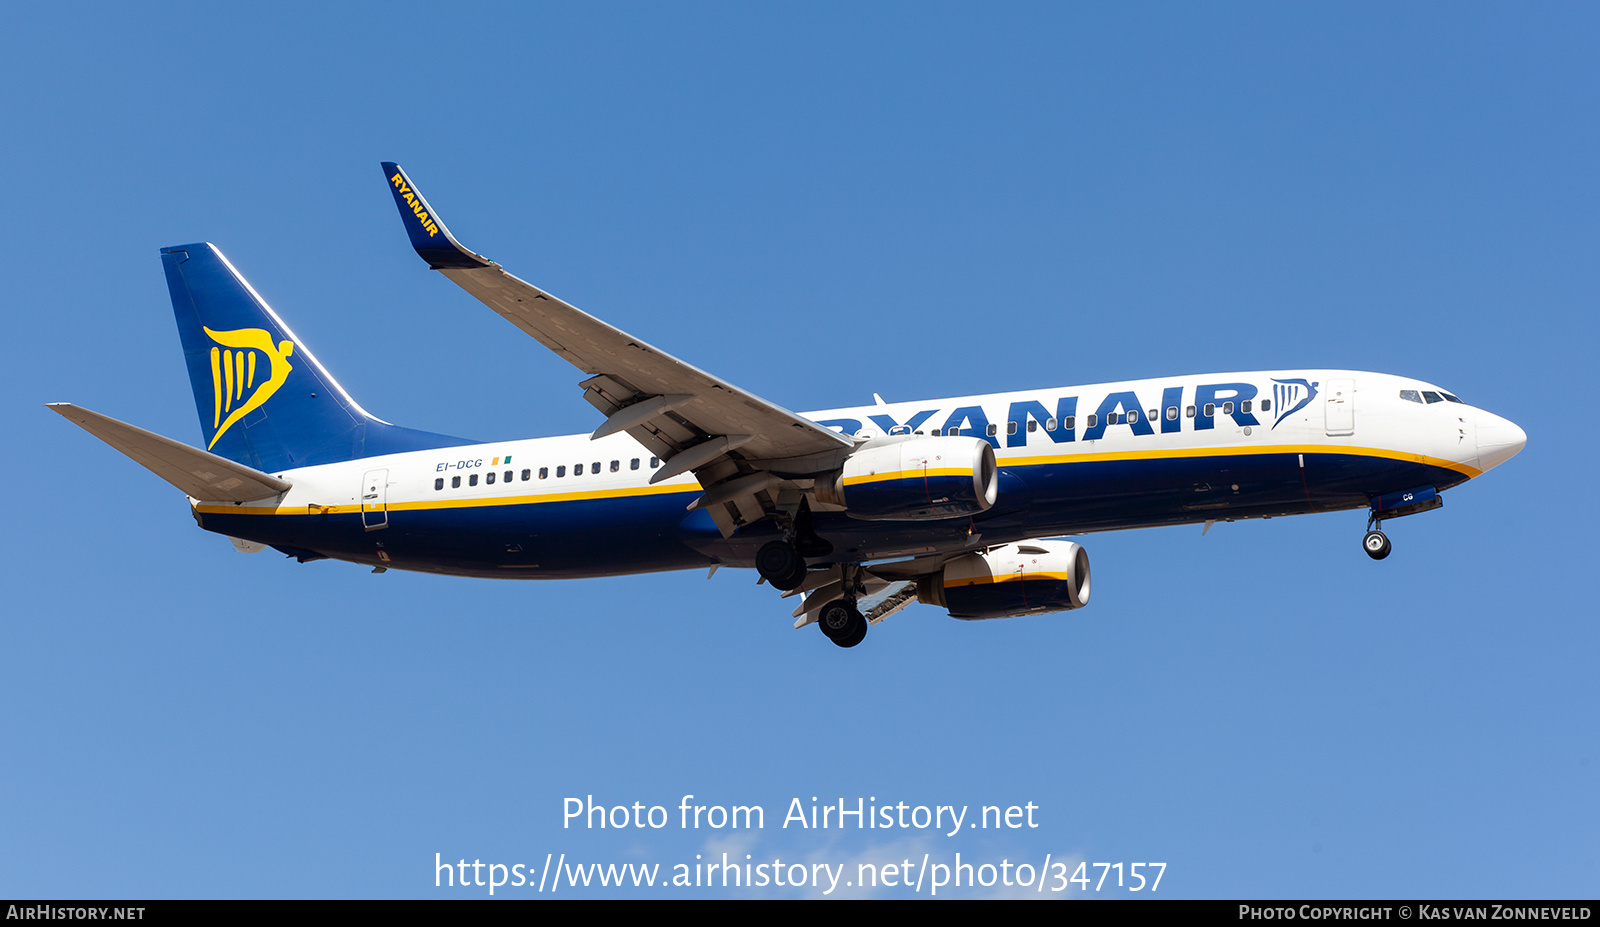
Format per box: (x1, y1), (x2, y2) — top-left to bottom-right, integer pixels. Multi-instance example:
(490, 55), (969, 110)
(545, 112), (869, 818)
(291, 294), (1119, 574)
(574, 463), (584, 475)
(539, 467), (548, 479)
(1064, 416), (1075, 430)
(1222, 401), (1233, 415)
(452, 475), (461, 488)
(486, 471), (496, 485)
(1006, 421), (1018, 435)
(1107, 412), (1120, 425)
(434, 478), (444, 491)
(505, 470), (513, 483)
(469, 474), (479, 486)
(556, 466), (566, 477)
(521, 469), (530, 481)
(1147, 409), (1157, 421)
(1086, 414), (1098, 428)
(630, 458), (640, 470)
(1204, 403), (1215, 417)
(1128, 410), (1140, 424)
(986, 423), (998, 436)
(1027, 420), (1037, 433)
(1166, 407), (1178, 421)
(610, 460), (619, 472)
(592, 461), (601, 473)
(1241, 400), (1252, 414)
(1260, 399), (1271, 412)
(1187, 405), (1196, 418)
(931, 427), (942, 436)
(1045, 417), (1057, 431)
(650, 457), (660, 468)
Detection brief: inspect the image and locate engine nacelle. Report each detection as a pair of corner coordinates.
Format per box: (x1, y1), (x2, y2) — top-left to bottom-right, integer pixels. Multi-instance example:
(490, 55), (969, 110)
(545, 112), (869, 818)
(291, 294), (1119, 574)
(815, 435), (998, 520)
(918, 540), (1090, 620)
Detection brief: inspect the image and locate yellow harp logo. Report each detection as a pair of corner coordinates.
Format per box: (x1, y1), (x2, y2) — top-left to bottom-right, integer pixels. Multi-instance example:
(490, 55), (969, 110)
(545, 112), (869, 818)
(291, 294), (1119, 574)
(204, 327), (295, 449)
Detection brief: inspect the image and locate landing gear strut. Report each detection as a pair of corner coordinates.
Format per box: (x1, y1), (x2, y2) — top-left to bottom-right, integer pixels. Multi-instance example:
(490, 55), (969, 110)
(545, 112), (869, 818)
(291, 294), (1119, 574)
(817, 599), (868, 648)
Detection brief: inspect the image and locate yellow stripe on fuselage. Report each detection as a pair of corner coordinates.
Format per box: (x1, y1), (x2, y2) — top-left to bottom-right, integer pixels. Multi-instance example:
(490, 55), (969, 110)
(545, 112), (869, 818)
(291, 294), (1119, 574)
(194, 480), (699, 516)
(1003, 443), (1482, 479)
(193, 442), (1478, 516)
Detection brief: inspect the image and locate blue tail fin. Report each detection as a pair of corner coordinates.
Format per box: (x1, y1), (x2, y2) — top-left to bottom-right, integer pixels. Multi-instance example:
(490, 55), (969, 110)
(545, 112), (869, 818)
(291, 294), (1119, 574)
(162, 243), (471, 472)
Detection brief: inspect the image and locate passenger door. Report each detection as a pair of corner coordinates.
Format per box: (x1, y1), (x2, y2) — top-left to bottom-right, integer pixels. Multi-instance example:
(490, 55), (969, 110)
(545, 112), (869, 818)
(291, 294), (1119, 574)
(1325, 378), (1355, 436)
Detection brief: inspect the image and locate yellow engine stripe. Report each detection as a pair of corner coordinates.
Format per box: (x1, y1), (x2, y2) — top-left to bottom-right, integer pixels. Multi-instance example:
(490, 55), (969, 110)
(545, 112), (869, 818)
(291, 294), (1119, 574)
(842, 467), (973, 487)
(945, 571), (1075, 588)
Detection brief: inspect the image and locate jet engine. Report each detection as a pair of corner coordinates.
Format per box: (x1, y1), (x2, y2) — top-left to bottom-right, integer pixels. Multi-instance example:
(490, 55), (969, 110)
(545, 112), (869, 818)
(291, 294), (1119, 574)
(917, 540), (1090, 620)
(813, 435), (997, 520)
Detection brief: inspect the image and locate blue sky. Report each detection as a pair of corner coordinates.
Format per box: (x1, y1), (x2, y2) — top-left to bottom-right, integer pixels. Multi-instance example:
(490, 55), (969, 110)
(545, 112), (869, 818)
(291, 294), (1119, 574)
(2, 3), (1594, 898)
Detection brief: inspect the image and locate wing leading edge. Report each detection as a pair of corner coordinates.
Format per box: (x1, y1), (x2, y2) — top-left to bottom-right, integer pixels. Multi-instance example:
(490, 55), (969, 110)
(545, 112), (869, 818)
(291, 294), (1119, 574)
(381, 162), (855, 535)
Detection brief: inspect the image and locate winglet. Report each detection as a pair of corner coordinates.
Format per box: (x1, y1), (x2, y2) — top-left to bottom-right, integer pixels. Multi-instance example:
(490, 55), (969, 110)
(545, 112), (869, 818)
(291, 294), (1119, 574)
(380, 162), (493, 269)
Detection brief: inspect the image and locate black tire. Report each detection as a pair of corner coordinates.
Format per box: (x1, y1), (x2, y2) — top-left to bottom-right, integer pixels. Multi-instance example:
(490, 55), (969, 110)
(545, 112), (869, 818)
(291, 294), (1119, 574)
(1363, 530), (1391, 560)
(817, 600), (867, 648)
(838, 612), (869, 648)
(756, 540), (802, 585)
(774, 559), (809, 592)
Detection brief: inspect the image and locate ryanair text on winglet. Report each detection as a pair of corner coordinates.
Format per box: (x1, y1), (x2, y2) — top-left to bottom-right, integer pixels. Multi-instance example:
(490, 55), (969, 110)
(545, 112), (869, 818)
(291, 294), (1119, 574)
(391, 172), (441, 237)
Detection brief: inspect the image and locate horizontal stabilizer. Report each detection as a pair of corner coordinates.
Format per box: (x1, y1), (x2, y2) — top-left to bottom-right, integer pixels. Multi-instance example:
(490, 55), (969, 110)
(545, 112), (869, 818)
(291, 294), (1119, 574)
(48, 403), (292, 502)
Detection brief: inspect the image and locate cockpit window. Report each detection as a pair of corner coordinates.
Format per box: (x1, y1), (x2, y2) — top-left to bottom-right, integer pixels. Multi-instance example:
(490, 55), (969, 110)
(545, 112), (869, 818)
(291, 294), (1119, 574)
(1399, 390), (1423, 403)
(1422, 391), (1444, 404)
(1441, 391), (1463, 403)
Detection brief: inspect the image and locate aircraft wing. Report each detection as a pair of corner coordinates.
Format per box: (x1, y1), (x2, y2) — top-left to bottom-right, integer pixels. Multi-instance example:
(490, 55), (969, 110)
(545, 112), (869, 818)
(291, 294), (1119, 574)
(381, 163), (855, 532)
(49, 403), (291, 502)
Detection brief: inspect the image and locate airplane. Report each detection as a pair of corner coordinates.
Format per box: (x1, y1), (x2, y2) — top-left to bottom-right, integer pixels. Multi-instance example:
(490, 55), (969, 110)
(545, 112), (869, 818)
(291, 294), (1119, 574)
(50, 162), (1528, 648)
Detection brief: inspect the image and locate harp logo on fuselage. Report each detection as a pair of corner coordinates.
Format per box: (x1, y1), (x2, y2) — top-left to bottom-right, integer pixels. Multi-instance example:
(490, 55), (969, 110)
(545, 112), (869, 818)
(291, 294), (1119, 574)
(1270, 378), (1318, 430)
(204, 326), (295, 449)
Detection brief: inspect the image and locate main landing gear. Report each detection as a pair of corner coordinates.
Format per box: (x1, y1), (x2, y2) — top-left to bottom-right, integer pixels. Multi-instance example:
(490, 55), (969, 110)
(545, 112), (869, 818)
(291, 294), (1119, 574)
(756, 500), (834, 592)
(756, 540), (808, 591)
(817, 599), (868, 648)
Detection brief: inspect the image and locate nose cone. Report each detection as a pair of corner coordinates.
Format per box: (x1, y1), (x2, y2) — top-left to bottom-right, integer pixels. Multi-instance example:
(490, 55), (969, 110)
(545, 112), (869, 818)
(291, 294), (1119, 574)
(1476, 412), (1527, 472)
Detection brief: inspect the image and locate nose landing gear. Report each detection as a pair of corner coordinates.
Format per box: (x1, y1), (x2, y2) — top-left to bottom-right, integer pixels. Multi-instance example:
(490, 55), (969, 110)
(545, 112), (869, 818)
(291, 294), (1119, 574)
(1362, 510), (1393, 560)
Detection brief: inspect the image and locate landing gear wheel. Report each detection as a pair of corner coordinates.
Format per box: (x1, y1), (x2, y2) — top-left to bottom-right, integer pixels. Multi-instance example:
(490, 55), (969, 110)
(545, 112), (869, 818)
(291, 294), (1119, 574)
(776, 560), (808, 591)
(839, 614), (869, 648)
(757, 540), (807, 591)
(817, 600), (868, 648)
(1363, 530), (1391, 560)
